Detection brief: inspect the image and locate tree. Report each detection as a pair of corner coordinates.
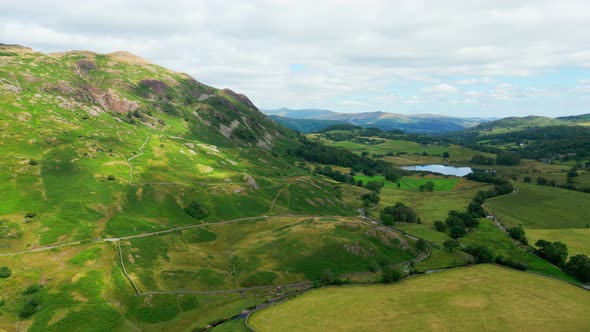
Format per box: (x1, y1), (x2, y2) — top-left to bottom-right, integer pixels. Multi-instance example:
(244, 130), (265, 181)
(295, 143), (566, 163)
(365, 181), (384, 193)
(361, 192), (380, 207)
(523, 176), (531, 183)
(443, 151), (450, 158)
(0, 266), (11, 278)
(507, 226), (528, 244)
(535, 240), (568, 266)
(565, 254), (590, 283)
(536, 177), (548, 185)
(449, 224), (467, 239)
(381, 203), (419, 224)
(416, 239), (428, 253)
(443, 239), (460, 252)
(466, 245), (494, 263)
(184, 200), (208, 220)
(419, 181), (435, 192)
(320, 268), (335, 285)
(382, 264), (403, 283)
(433, 221), (446, 232)
(496, 151), (521, 166)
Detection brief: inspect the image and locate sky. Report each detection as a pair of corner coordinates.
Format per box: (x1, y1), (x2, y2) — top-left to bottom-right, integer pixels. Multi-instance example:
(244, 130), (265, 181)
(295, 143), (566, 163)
(1, 0), (590, 117)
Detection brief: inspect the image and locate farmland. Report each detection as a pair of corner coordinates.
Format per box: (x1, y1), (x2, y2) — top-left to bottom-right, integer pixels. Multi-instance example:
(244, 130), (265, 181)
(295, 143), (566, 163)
(249, 264), (590, 332)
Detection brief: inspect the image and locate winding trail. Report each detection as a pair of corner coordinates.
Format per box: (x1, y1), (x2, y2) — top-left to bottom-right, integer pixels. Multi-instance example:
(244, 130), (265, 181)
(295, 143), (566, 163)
(127, 135), (150, 185)
(0, 241), (83, 257)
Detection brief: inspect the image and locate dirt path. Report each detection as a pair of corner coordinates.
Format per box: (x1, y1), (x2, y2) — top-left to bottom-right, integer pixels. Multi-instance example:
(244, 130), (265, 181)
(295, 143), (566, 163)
(127, 135), (150, 185)
(0, 241), (82, 257)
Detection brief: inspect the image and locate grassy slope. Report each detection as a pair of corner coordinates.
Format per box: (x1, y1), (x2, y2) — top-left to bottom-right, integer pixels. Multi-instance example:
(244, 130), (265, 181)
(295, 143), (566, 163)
(484, 182), (590, 229)
(0, 46), (356, 330)
(122, 216), (417, 292)
(250, 264), (590, 332)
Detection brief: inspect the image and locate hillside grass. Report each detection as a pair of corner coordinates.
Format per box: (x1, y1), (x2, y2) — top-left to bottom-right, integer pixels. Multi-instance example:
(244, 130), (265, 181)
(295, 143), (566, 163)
(484, 182), (590, 229)
(460, 219), (577, 283)
(121, 216), (417, 292)
(249, 264), (590, 332)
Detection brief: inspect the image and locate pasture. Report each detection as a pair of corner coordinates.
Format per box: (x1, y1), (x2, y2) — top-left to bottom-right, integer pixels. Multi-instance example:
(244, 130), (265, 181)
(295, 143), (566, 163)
(484, 182), (590, 229)
(249, 264), (590, 332)
(526, 228), (590, 257)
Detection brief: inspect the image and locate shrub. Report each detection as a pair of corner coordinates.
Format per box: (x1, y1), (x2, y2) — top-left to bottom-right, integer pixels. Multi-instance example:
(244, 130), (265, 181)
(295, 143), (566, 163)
(495, 255), (528, 271)
(320, 268), (335, 285)
(28, 159), (38, 166)
(19, 298), (40, 319)
(465, 245), (494, 263)
(507, 226), (528, 245)
(382, 265), (403, 283)
(443, 239), (459, 252)
(184, 200), (208, 220)
(0, 266), (11, 278)
(22, 284), (43, 295)
(106, 175), (116, 181)
(25, 212), (37, 218)
(433, 221), (446, 232)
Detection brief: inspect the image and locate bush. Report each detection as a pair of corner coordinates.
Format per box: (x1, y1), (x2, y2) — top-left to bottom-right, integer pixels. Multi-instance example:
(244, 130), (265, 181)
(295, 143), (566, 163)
(22, 284), (43, 295)
(495, 255), (528, 271)
(28, 159), (39, 166)
(0, 266), (11, 278)
(433, 221), (446, 232)
(24, 212), (37, 218)
(320, 268), (335, 285)
(19, 298), (40, 319)
(381, 265), (403, 283)
(443, 239), (459, 252)
(184, 200), (208, 220)
(106, 175), (116, 181)
(465, 245), (494, 263)
(507, 226), (528, 244)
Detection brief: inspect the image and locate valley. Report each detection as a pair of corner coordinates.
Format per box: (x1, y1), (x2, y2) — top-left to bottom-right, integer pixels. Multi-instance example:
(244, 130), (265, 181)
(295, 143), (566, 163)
(0, 44), (589, 332)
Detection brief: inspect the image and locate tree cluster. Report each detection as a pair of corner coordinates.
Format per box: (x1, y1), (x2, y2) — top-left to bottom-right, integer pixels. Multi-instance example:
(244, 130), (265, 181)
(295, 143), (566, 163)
(380, 203), (420, 225)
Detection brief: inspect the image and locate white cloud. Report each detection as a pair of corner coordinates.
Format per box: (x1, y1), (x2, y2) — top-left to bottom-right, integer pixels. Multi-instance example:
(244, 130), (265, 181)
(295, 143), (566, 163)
(1, 0), (590, 116)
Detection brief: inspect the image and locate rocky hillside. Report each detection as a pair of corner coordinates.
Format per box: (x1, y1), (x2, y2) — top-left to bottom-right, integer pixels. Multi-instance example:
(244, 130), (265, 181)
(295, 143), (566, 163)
(0, 44), (286, 149)
(0, 44), (350, 250)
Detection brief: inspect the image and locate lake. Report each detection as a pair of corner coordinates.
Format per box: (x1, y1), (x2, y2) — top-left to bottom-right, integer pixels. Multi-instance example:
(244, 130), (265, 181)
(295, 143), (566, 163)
(401, 164), (473, 177)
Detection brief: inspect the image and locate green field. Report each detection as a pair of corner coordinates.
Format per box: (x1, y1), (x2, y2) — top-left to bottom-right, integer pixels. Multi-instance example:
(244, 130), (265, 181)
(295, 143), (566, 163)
(369, 184), (491, 225)
(459, 219), (576, 282)
(484, 182), (590, 229)
(354, 174), (463, 192)
(526, 228), (590, 257)
(249, 264), (590, 332)
(121, 216), (417, 292)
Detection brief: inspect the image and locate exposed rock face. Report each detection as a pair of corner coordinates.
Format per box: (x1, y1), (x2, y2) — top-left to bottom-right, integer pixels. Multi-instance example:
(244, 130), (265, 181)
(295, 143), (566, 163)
(139, 79), (169, 98)
(222, 88), (257, 110)
(243, 174), (260, 190)
(85, 86), (139, 113)
(76, 59), (97, 75)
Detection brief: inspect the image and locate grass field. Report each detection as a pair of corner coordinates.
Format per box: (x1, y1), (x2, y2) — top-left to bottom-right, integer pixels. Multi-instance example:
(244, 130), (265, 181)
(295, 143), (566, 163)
(484, 182), (590, 229)
(460, 219), (576, 282)
(249, 264), (590, 332)
(121, 216), (417, 292)
(369, 184), (491, 225)
(354, 174), (461, 192)
(526, 228), (590, 257)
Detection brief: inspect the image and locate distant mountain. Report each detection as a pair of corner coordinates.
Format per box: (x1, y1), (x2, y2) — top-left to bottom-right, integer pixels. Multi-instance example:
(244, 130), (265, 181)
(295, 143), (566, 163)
(263, 108), (494, 134)
(467, 114), (590, 134)
(269, 115), (348, 133)
(263, 108), (337, 119)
